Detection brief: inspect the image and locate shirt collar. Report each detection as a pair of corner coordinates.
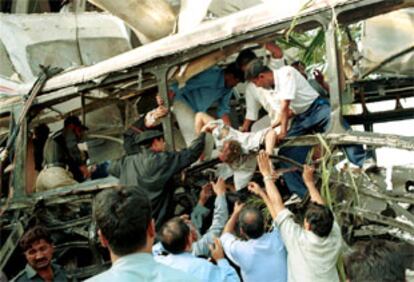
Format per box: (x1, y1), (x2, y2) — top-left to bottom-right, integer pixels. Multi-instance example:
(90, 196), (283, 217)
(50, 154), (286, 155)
(112, 252), (154, 267)
(25, 263), (62, 279)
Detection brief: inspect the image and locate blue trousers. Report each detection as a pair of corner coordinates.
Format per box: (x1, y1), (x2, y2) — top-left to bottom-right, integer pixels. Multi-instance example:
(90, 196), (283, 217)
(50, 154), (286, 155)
(278, 97), (365, 198)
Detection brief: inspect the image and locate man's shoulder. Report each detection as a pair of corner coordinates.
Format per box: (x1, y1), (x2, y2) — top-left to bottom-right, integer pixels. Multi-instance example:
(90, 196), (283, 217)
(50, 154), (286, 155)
(10, 269), (28, 282)
(156, 262), (199, 281)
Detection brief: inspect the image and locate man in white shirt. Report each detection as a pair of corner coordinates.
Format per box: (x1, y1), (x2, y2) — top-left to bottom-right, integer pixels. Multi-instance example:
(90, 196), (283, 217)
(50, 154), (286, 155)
(245, 59), (366, 197)
(236, 43), (285, 133)
(86, 187), (197, 282)
(220, 201), (287, 282)
(250, 151), (343, 282)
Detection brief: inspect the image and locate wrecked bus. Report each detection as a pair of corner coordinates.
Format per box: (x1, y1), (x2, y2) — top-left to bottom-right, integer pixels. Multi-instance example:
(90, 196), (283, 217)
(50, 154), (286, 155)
(0, 0), (413, 279)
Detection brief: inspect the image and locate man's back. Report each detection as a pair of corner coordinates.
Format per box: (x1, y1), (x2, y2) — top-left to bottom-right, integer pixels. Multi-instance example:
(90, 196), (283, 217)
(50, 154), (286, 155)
(86, 253), (197, 282)
(156, 253), (239, 282)
(221, 228), (287, 282)
(275, 208), (342, 282)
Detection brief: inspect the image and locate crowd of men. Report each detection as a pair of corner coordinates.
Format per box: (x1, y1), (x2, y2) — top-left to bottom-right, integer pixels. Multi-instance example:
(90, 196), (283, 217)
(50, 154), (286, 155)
(8, 43), (411, 281)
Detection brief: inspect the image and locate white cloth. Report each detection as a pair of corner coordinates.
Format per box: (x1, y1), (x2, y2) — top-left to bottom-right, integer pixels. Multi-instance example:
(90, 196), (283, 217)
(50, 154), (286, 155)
(210, 120), (272, 190)
(275, 208), (343, 282)
(273, 66), (319, 114)
(245, 82), (280, 121)
(220, 227), (287, 282)
(85, 253), (197, 282)
(211, 119), (269, 154)
(155, 253), (239, 282)
(35, 166), (77, 192)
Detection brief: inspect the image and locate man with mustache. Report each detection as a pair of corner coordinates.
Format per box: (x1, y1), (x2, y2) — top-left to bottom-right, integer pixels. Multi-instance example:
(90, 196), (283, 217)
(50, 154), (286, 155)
(12, 225), (71, 282)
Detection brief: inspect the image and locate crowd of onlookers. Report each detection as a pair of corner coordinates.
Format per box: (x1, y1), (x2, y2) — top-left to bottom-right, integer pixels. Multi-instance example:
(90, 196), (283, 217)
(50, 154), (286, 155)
(9, 152), (412, 282)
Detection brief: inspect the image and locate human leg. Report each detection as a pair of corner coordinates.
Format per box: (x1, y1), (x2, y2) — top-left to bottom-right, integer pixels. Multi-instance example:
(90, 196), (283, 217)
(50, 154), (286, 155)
(194, 112), (215, 134)
(172, 100), (197, 146)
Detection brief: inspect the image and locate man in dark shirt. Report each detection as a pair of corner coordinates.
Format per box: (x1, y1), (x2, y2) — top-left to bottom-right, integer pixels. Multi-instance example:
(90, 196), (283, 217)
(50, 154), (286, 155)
(35, 116), (89, 192)
(109, 128), (206, 229)
(12, 225), (71, 282)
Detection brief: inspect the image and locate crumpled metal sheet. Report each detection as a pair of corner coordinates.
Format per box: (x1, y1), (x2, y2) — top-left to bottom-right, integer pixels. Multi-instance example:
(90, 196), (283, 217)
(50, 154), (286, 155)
(360, 8), (414, 76)
(88, 0), (177, 43)
(0, 12), (131, 83)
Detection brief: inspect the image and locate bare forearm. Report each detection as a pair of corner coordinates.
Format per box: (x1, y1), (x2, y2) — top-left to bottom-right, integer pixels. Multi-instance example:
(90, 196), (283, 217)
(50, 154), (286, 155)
(279, 108), (289, 136)
(258, 191), (277, 219)
(263, 179), (285, 215)
(221, 114), (231, 126)
(241, 119), (253, 132)
(305, 180), (324, 205)
(223, 212), (239, 234)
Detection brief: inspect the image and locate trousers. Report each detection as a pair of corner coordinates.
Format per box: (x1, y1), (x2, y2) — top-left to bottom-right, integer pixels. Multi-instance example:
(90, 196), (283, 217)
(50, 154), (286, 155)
(278, 97), (365, 197)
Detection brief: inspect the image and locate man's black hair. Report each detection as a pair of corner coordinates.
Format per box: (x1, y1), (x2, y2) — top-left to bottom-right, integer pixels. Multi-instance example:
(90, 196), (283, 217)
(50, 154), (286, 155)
(344, 240), (407, 282)
(304, 202), (334, 237)
(236, 49), (257, 69)
(159, 217), (190, 254)
(239, 207), (265, 239)
(224, 62), (245, 82)
(20, 225), (52, 252)
(93, 186), (152, 256)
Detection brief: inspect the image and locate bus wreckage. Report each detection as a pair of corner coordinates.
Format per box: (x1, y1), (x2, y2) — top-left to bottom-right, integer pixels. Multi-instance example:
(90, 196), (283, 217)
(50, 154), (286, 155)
(0, 0), (413, 279)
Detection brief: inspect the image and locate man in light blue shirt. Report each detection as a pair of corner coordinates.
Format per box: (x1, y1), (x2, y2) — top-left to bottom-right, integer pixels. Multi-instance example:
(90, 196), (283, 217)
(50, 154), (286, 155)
(171, 64), (243, 147)
(220, 202), (287, 282)
(155, 215), (240, 282)
(86, 187), (197, 282)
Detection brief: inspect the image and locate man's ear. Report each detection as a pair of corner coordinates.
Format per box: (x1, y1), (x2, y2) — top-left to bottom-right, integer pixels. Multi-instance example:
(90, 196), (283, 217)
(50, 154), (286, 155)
(147, 219), (156, 239)
(304, 219), (311, 231)
(98, 229), (109, 248)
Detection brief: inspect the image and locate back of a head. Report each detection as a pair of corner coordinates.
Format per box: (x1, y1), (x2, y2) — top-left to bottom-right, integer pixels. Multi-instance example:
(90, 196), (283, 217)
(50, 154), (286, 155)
(159, 217), (190, 254)
(236, 49), (257, 69)
(93, 186), (152, 256)
(224, 62), (245, 83)
(239, 207), (265, 239)
(304, 202), (334, 237)
(20, 225), (52, 252)
(344, 240), (406, 282)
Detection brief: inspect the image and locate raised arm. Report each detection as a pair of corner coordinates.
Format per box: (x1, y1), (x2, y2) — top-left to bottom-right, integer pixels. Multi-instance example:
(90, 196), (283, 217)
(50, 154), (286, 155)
(257, 151), (285, 216)
(222, 201), (245, 234)
(277, 100), (290, 141)
(302, 165), (324, 205)
(247, 182), (276, 219)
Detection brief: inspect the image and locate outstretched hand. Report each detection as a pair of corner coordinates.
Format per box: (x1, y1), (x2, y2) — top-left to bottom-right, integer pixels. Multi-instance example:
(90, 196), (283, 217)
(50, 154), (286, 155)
(233, 201), (245, 215)
(212, 177), (226, 196)
(198, 184), (213, 206)
(248, 182), (263, 196)
(257, 150), (272, 177)
(302, 165), (315, 184)
(209, 238), (224, 261)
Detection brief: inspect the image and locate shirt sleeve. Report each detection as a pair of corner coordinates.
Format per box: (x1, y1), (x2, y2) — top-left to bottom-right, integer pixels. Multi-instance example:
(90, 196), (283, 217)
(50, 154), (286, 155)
(216, 259), (241, 282)
(191, 204), (210, 231)
(64, 130), (84, 165)
(108, 159), (121, 178)
(162, 132), (206, 177)
(274, 208), (303, 249)
(216, 89), (233, 118)
(277, 67), (297, 101)
(267, 57), (285, 69)
(244, 83), (262, 121)
(192, 195), (229, 257)
(220, 233), (245, 266)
